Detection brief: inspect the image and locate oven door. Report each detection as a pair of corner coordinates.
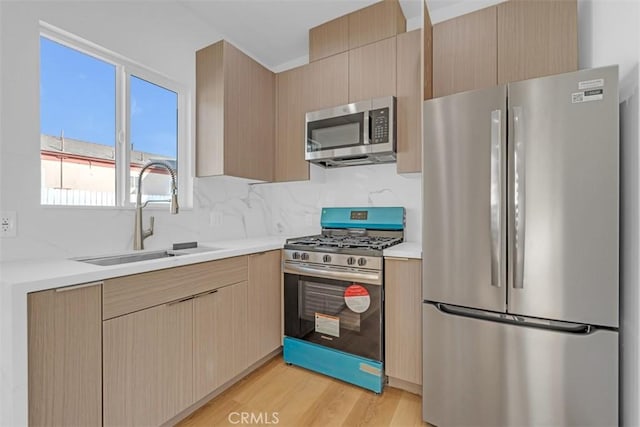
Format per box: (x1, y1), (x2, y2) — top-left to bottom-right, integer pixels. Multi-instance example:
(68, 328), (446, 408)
(284, 269), (383, 362)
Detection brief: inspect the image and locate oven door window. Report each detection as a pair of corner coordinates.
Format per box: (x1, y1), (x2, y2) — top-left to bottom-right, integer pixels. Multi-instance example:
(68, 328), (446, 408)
(306, 112), (365, 152)
(285, 274), (382, 362)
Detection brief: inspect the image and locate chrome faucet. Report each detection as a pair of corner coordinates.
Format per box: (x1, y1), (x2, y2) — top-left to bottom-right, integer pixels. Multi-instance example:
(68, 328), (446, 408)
(133, 161), (179, 250)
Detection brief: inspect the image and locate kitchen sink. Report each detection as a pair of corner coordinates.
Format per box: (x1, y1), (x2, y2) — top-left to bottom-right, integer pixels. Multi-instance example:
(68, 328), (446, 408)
(75, 245), (223, 266)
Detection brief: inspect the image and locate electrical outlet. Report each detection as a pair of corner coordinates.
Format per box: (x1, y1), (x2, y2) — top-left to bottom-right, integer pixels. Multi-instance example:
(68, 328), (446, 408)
(1, 211), (17, 237)
(209, 211), (223, 227)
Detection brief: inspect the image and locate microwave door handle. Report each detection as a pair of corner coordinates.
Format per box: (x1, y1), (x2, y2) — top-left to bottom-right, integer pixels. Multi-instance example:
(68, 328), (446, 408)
(364, 111), (371, 144)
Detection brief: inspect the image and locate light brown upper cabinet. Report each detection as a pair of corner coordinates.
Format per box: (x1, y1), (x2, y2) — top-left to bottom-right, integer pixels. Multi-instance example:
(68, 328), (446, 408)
(305, 52), (350, 112)
(433, 6), (498, 98)
(308, 0), (405, 62)
(28, 283), (102, 427)
(309, 15), (349, 62)
(275, 53), (348, 182)
(432, 0), (578, 97)
(348, 0), (406, 50)
(349, 37), (397, 103)
(424, 1), (433, 101)
(275, 65), (307, 182)
(497, 0), (577, 84)
(196, 40), (275, 181)
(396, 29), (422, 173)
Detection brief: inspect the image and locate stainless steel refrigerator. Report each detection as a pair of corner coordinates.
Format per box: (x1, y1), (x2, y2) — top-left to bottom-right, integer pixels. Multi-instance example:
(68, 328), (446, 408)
(422, 66), (619, 427)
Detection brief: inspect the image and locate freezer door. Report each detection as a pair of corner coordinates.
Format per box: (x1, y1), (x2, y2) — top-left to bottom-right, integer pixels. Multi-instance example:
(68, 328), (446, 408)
(422, 303), (618, 427)
(423, 85), (507, 312)
(507, 66), (619, 327)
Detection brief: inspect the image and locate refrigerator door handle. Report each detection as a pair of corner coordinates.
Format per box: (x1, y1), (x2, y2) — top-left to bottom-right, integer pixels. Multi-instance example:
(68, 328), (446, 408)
(490, 109), (502, 288)
(513, 106), (526, 289)
(434, 303), (593, 334)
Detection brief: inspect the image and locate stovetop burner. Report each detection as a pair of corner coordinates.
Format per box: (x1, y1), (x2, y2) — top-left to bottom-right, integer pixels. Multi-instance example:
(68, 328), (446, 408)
(286, 234), (403, 251)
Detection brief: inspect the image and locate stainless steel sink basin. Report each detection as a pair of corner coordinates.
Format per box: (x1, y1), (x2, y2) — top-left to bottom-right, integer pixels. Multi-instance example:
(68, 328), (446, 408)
(75, 246), (223, 266)
(76, 250), (182, 266)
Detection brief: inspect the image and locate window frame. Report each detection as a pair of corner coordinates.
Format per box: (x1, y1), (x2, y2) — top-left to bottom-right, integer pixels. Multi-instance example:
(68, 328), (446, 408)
(39, 22), (192, 209)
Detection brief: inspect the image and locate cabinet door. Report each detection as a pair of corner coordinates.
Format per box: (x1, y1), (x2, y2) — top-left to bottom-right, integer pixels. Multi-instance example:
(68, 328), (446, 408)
(193, 281), (248, 401)
(275, 65), (308, 182)
(497, 0), (577, 84)
(247, 250), (282, 364)
(385, 258), (422, 386)
(28, 283), (102, 427)
(349, 37), (397, 103)
(348, 0), (406, 50)
(103, 299), (193, 427)
(396, 29), (422, 174)
(309, 15), (349, 62)
(433, 6), (497, 97)
(223, 41), (276, 181)
(305, 52), (349, 113)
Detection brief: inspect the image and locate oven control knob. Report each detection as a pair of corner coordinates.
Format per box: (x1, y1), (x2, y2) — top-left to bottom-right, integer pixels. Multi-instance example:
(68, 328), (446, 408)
(292, 252), (301, 260)
(347, 256), (356, 265)
(358, 257), (367, 266)
(322, 254), (332, 263)
(301, 253), (310, 261)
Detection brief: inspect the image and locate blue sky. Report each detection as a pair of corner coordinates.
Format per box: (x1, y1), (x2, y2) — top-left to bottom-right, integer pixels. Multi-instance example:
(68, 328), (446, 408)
(40, 37), (177, 158)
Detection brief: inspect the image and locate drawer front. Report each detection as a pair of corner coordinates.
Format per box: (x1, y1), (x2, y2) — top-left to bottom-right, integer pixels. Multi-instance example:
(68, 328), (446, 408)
(103, 256), (248, 319)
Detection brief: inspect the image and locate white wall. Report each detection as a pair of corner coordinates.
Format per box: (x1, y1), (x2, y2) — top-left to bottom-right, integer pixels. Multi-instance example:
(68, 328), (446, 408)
(0, 2), (217, 425)
(578, 0), (640, 425)
(0, 1), (219, 263)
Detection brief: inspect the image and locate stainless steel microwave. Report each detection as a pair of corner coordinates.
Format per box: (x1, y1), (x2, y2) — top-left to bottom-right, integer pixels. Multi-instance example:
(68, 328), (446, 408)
(305, 96), (396, 168)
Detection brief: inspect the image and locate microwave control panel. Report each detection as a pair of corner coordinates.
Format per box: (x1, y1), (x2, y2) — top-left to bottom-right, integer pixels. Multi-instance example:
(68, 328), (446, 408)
(370, 108), (390, 144)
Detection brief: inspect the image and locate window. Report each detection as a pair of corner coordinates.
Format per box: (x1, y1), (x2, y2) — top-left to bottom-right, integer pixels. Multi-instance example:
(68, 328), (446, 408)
(39, 25), (188, 208)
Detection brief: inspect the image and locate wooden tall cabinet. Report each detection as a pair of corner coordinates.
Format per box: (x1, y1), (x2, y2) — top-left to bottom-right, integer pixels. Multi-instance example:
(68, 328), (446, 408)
(349, 37), (397, 103)
(497, 0), (578, 84)
(103, 299), (194, 427)
(247, 250), (282, 364)
(385, 258), (422, 390)
(28, 283), (102, 427)
(196, 40), (275, 181)
(308, 15), (349, 62)
(433, 6), (498, 98)
(396, 29), (422, 174)
(193, 281), (249, 401)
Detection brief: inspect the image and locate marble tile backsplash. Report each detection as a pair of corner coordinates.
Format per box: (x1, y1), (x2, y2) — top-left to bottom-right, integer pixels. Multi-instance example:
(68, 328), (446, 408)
(0, 163), (421, 261)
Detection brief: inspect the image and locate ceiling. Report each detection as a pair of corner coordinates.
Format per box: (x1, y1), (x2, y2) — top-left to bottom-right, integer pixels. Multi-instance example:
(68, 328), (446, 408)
(177, 0), (424, 71)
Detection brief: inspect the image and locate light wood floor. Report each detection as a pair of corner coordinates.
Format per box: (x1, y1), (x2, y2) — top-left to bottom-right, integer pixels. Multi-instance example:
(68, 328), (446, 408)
(178, 356), (428, 427)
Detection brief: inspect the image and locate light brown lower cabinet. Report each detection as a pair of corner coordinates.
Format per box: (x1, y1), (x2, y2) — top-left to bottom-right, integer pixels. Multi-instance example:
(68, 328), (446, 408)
(103, 298), (194, 427)
(28, 283), (102, 427)
(193, 281), (249, 401)
(247, 250), (282, 363)
(385, 257), (422, 390)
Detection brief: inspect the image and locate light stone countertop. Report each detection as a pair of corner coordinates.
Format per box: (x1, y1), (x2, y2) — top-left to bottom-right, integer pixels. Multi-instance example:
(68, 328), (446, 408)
(0, 235), (422, 426)
(383, 242), (422, 259)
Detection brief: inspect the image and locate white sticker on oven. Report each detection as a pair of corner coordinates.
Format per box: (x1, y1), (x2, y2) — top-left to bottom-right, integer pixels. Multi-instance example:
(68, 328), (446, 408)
(315, 313), (340, 338)
(344, 284), (371, 313)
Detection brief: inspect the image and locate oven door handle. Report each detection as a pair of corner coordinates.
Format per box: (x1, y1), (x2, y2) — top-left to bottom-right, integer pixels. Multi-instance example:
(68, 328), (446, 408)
(284, 263), (382, 286)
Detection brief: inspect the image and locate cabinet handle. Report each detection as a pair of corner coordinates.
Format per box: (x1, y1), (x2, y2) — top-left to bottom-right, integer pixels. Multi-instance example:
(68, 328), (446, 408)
(166, 296), (194, 306)
(193, 289), (219, 299)
(55, 281), (103, 292)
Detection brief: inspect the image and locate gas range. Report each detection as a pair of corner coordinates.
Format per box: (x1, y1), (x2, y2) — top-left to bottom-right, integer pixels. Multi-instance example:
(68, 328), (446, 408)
(284, 207), (405, 273)
(282, 207), (405, 394)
